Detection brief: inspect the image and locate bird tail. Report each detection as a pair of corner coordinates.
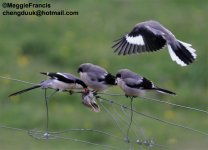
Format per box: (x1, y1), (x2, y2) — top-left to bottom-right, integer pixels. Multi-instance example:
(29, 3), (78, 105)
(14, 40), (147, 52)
(167, 40), (197, 66)
(155, 87), (176, 95)
(105, 73), (117, 85)
(40, 72), (48, 76)
(9, 85), (41, 97)
(82, 101), (100, 113)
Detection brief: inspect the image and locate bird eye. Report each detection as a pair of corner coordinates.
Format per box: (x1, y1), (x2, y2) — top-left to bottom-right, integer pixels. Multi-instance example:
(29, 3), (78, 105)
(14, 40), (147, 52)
(116, 73), (121, 78)
(77, 68), (83, 73)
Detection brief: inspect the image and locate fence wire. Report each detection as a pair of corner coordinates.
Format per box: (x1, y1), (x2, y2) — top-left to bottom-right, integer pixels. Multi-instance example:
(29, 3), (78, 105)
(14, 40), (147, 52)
(0, 76), (208, 150)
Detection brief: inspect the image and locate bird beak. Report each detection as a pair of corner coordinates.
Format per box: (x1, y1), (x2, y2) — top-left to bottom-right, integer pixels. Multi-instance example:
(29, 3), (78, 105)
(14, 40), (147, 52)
(115, 77), (121, 84)
(115, 79), (118, 84)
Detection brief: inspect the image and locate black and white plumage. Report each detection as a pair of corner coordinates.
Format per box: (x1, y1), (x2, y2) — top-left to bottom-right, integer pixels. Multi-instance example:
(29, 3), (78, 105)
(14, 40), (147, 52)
(77, 63), (116, 92)
(112, 20), (197, 66)
(116, 69), (176, 97)
(9, 72), (88, 97)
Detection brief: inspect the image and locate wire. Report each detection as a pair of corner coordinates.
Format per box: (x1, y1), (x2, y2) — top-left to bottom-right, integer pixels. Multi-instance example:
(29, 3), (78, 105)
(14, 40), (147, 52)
(0, 125), (121, 149)
(97, 96), (208, 137)
(126, 97), (134, 143)
(98, 92), (208, 114)
(0, 76), (37, 85)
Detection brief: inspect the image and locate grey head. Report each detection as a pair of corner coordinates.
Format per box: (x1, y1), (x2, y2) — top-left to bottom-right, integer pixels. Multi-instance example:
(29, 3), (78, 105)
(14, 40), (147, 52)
(116, 69), (142, 80)
(77, 63), (107, 75)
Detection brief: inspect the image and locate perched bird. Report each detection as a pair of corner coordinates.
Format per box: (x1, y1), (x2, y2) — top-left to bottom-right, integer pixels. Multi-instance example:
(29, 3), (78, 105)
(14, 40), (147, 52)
(112, 20), (197, 66)
(9, 72), (88, 97)
(116, 69), (176, 97)
(77, 63), (116, 92)
(82, 91), (100, 112)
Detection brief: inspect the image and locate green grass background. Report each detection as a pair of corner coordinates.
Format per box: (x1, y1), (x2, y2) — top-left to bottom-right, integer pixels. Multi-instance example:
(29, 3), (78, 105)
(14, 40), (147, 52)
(0, 0), (208, 149)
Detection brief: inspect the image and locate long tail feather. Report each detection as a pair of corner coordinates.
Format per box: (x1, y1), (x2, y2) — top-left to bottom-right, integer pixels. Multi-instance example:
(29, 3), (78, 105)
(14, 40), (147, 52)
(9, 85), (41, 97)
(167, 40), (197, 66)
(155, 87), (176, 95)
(40, 72), (48, 76)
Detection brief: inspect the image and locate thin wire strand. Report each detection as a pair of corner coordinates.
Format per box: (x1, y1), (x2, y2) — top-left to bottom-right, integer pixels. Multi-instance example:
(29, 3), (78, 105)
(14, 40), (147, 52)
(110, 101), (139, 139)
(121, 107), (149, 150)
(98, 99), (126, 137)
(52, 135), (119, 150)
(0, 124), (172, 150)
(100, 98), (137, 150)
(101, 99), (141, 150)
(120, 106), (147, 140)
(98, 92), (208, 114)
(97, 96), (208, 137)
(44, 89), (49, 133)
(0, 125), (28, 132)
(126, 97), (134, 143)
(0, 76), (37, 85)
(50, 128), (123, 141)
(0, 125), (123, 149)
(140, 96), (208, 114)
(98, 100), (132, 150)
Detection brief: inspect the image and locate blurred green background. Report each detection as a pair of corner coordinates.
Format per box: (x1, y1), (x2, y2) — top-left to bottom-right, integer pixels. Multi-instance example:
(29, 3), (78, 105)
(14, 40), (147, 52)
(0, 0), (208, 149)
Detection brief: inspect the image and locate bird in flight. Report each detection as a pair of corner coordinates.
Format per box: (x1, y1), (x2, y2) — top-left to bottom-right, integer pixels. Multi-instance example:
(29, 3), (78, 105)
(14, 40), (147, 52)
(112, 20), (197, 66)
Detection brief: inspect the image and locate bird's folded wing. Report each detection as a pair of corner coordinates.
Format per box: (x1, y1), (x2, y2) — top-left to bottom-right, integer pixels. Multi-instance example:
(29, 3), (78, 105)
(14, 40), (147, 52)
(124, 77), (153, 89)
(41, 72), (75, 83)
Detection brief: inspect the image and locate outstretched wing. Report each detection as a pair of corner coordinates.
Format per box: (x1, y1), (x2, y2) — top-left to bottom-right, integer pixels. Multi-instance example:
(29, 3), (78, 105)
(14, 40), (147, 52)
(113, 24), (166, 55)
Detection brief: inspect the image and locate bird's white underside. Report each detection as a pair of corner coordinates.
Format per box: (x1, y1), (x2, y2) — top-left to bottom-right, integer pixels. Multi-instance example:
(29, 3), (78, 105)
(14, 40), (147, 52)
(126, 35), (145, 46)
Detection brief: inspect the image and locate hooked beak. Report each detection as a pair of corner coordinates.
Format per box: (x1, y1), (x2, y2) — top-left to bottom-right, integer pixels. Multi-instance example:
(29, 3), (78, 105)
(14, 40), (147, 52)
(77, 68), (82, 73)
(115, 77), (121, 84)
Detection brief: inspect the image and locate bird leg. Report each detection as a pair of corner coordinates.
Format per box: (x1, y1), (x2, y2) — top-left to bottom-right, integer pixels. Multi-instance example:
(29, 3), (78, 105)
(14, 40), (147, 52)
(126, 97), (134, 143)
(44, 89), (49, 139)
(68, 90), (74, 95)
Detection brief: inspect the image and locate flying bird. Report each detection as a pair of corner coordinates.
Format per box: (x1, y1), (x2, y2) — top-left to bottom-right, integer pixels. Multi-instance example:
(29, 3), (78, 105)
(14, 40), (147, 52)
(9, 72), (88, 97)
(116, 69), (176, 97)
(112, 20), (197, 66)
(77, 63), (116, 92)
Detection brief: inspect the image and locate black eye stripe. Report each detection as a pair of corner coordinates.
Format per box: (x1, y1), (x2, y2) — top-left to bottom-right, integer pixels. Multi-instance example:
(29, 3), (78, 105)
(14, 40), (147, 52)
(77, 67), (83, 73)
(116, 73), (121, 77)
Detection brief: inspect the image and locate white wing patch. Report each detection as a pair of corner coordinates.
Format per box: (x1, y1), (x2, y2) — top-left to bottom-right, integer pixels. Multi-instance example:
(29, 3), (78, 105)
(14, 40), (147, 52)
(57, 72), (69, 79)
(167, 44), (187, 66)
(126, 35), (145, 46)
(177, 40), (192, 47)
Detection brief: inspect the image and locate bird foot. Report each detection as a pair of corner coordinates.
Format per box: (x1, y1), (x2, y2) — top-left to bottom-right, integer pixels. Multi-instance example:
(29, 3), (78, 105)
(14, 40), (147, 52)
(68, 90), (74, 95)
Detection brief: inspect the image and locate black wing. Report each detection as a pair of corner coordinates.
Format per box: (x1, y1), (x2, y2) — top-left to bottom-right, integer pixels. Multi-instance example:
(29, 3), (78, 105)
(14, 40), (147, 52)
(40, 72), (75, 84)
(98, 73), (116, 85)
(126, 77), (154, 90)
(112, 25), (166, 55)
